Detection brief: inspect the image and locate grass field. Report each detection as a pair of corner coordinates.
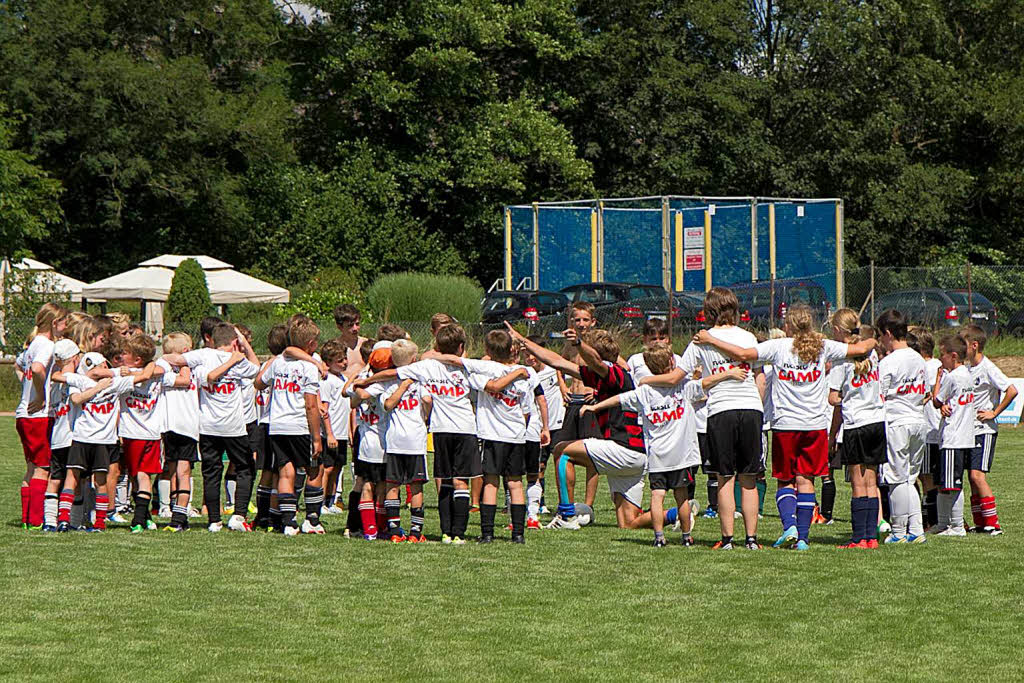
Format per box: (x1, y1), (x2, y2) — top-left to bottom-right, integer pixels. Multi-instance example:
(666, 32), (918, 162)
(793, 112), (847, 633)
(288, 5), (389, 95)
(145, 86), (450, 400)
(1, 417), (1023, 681)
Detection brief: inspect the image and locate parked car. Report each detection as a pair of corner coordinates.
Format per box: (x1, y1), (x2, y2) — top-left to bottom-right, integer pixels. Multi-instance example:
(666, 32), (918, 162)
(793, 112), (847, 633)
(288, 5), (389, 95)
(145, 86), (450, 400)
(872, 289), (998, 335)
(481, 290), (569, 325)
(647, 292), (706, 328)
(726, 279), (831, 329)
(560, 282), (676, 331)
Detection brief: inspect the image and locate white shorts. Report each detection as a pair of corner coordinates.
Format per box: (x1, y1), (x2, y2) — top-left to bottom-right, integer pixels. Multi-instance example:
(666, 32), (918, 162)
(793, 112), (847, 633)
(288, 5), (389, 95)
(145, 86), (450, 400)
(881, 423), (927, 485)
(583, 438), (647, 509)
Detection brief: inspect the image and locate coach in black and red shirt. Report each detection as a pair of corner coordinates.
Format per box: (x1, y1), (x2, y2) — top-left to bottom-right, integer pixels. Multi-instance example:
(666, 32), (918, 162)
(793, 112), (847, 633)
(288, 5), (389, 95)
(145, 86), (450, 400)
(507, 323), (658, 530)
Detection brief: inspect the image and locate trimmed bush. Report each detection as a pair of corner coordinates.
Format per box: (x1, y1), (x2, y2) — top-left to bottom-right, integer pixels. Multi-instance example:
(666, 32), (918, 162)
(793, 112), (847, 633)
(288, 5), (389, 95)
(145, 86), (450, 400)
(165, 258), (212, 324)
(277, 267), (372, 321)
(367, 272), (483, 324)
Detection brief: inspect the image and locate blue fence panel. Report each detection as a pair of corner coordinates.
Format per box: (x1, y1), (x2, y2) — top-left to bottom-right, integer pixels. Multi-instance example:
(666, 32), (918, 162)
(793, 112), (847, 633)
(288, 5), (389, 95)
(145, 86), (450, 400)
(508, 206), (534, 289)
(602, 208), (662, 285)
(711, 204), (753, 289)
(537, 207), (593, 292)
(773, 202), (838, 304)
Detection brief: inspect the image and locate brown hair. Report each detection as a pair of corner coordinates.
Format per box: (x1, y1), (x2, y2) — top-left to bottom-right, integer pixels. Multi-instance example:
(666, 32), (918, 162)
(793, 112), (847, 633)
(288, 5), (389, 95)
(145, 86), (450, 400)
(105, 333), (128, 363)
(235, 323), (252, 344)
(959, 324), (987, 352)
(484, 330), (514, 362)
(163, 332), (193, 355)
(642, 317), (669, 340)
(703, 287), (738, 326)
(570, 301), (596, 322)
(435, 324), (467, 355)
(583, 329), (619, 363)
(125, 334), (156, 364)
(430, 313), (456, 335)
(907, 327), (934, 358)
(359, 338), (376, 362)
(105, 311), (131, 334)
(642, 342), (674, 375)
(319, 339), (347, 365)
(940, 334), (967, 361)
(267, 324), (289, 355)
(211, 323), (239, 348)
(377, 323), (408, 342)
(786, 305), (824, 364)
(289, 319), (320, 350)
(333, 304), (360, 327)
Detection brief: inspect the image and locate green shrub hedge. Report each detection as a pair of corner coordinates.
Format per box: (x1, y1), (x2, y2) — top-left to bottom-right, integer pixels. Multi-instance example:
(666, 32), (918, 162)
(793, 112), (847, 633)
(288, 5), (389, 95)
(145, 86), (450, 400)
(367, 272), (482, 324)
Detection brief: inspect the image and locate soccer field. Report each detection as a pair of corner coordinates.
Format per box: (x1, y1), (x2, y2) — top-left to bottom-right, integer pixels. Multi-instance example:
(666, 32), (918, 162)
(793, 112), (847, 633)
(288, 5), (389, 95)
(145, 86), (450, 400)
(1, 417), (1022, 681)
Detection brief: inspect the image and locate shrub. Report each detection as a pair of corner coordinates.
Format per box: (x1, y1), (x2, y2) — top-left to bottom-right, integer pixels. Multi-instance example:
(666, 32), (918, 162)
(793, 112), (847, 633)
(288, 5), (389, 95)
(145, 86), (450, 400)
(165, 258), (212, 324)
(277, 267), (372, 321)
(366, 272), (483, 324)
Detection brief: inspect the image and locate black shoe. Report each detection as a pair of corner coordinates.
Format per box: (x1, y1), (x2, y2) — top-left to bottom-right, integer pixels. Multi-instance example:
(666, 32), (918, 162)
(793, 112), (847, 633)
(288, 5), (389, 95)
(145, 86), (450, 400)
(511, 534), (525, 544)
(56, 521), (70, 533)
(477, 535), (494, 544)
(653, 536), (667, 548)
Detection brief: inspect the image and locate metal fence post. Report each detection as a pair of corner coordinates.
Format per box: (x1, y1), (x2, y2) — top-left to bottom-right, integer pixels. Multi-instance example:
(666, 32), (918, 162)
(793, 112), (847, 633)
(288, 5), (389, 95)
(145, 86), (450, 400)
(532, 205), (539, 290)
(966, 259), (973, 314)
(661, 197), (671, 293)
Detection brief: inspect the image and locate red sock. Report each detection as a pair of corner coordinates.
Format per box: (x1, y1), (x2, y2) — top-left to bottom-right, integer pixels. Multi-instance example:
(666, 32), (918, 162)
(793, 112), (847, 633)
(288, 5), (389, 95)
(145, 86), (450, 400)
(28, 478), (47, 527)
(58, 490), (74, 523)
(358, 502), (377, 536)
(21, 483), (30, 524)
(981, 495), (999, 528)
(375, 504), (386, 535)
(94, 493), (109, 530)
(970, 494), (983, 528)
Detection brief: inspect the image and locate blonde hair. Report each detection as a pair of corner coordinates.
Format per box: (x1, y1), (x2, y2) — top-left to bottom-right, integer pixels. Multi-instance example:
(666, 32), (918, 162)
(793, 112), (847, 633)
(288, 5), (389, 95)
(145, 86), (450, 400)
(642, 342), (674, 375)
(33, 302), (69, 337)
(786, 305), (824, 364)
(832, 308), (870, 376)
(768, 327), (785, 340)
(68, 317), (99, 352)
(288, 319), (320, 350)
(430, 313), (456, 335)
(163, 332), (193, 354)
(390, 338), (419, 367)
(105, 311), (131, 334)
(583, 329), (619, 362)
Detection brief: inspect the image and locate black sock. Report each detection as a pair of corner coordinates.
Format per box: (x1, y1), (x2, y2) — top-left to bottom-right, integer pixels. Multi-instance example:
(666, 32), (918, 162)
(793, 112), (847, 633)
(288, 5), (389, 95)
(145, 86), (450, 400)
(437, 483), (454, 537)
(879, 485), (891, 521)
(255, 486), (272, 526)
(687, 479), (696, 503)
(347, 491), (362, 532)
(745, 535), (757, 545)
(821, 474), (836, 521)
(132, 492), (151, 527)
(866, 495), (879, 536)
(294, 470), (307, 503)
(510, 503), (526, 536)
(170, 490), (188, 527)
(452, 489), (470, 539)
(385, 499), (401, 534)
(279, 493), (297, 529)
(304, 485), (324, 526)
(924, 489), (938, 529)
(721, 534), (733, 546)
(411, 506), (425, 538)
(707, 479), (719, 511)
(480, 503), (496, 537)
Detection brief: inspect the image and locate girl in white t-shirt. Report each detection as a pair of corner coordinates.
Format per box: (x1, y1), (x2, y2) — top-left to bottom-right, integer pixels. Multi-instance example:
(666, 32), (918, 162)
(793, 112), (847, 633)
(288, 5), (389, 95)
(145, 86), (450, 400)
(696, 304), (876, 550)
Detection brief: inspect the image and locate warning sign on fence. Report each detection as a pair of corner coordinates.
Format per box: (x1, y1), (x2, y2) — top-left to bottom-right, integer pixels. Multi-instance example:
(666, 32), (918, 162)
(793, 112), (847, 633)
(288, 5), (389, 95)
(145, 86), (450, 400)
(684, 250), (705, 271)
(684, 226), (704, 250)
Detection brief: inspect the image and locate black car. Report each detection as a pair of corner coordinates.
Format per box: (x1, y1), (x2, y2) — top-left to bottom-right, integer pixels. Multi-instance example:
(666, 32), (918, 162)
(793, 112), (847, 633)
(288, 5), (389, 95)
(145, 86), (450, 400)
(727, 278), (831, 329)
(481, 290), (569, 325)
(873, 288), (998, 335)
(560, 282), (675, 330)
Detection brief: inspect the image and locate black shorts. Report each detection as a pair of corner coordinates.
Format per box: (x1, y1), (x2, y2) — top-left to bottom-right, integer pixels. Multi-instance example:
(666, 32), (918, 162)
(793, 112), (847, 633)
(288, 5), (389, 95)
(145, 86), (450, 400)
(698, 432), (717, 474)
(50, 446), (70, 482)
(560, 401), (601, 442)
(385, 453), (429, 485)
(938, 448), (967, 491)
(842, 422), (887, 466)
(432, 433), (482, 479)
(108, 441), (122, 465)
(199, 434), (254, 472)
(163, 431), (199, 463)
(969, 433), (997, 472)
(67, 441), (111, 474)
(481, 440), (526, 478)
(246, 421), (261, 455)
(322, 441), (348, 469)
(524, 441), (542, 476)
(649, 467), (694, 491)
(269, 433), (311, 471)
(923, 442), (940, 477)
(706, 410), (764, 477)
(256, 423), (274, 470)
(354, 458), (386, 484)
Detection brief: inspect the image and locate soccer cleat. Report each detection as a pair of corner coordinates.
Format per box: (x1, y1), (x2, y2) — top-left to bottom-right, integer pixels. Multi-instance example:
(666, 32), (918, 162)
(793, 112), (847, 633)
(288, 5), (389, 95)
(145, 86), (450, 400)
(745, 540), (763, 550)
(208, 522), (224, 533)
(511, 534), (525, 544)
(539, 505), (550, 515)
(733, 510), (743, 519)
(342, 528), (352, 539)
(703, 506), (718, 519)
(793, 540), (810, 551)
(441, 534), (453, 544)
(362, 533), (377, 541)
(224, 505), (235, 516)
(937, 526), (967, 537)
(526, 518), (542, 530)
(158, 506), (171, 518)
(146, 519), (157, 531)
(883, 534), (906, 544)
(390, 534), (408, 543)
(56, 521), (70, 533)
(681, 536), (695, 547)
(477, 535), (494, 544)
(40, 524), (57, 533)
(228, 515), (253, 532)
(506, 523), (514, 531)
(837, 540), (868, 549)
(982, 525), (1004, 536)
(811, 506), (827, 525)
(283, 526), (300, 537)
(84, 526), (104, 533)
(406, 534), (425, 543)
(188, 508), (202, 518)
(772, 525), (798, 549)
(545, 515), (581, 530)
(130, 524), (145, 534)
(163, 524), (184, 533)
(711, 540), (733, 550)
(823, 517), (834, 526)
(469, 505), (480, 514)
(907, 533), (927, 544)
(653, 536), (667, 548)
(299, 519), (319, 534)
(451, 537), (466, 545)
(108, 512), (128, 525)
(865, 539), (879, 549)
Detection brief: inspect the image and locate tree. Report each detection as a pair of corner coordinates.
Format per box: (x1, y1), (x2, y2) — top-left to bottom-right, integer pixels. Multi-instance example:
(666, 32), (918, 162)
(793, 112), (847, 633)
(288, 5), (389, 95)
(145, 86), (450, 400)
(0, 105), (62, 259)
(165, 258), (212, 325)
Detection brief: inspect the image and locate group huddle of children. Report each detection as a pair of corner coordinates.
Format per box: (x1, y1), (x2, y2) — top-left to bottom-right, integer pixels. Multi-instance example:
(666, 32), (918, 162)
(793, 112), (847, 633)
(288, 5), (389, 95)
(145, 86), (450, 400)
(13, 288), (1015, 549)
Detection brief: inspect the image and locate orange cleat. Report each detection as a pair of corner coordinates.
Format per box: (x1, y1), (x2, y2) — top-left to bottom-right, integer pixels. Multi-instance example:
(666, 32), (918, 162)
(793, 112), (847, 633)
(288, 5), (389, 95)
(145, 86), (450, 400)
(526, 518), (541, 530)
(865, 538), (879, 549)
(811, 506), (828, 525)
(390, 534), (407, 543)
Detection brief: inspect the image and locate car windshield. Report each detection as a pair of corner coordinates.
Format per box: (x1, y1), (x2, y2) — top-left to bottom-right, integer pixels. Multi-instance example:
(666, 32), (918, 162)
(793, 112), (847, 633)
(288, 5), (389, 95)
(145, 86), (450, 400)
(628, 286), (664, 299)
(483, 295), (519, 312)
(947, 292), (992, 307)
(787, 285), (825, 304)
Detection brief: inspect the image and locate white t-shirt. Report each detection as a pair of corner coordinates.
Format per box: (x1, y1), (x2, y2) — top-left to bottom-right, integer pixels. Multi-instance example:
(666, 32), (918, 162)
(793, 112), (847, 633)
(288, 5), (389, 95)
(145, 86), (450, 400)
(922, 358), (943, 444)
(878, 347), (928, 428)
(157, 358), (200, 440)
(66, 374), (135, 445)
(319, 372), (351, 441)
(463, 358), (532, 444)
(50, 382), (74, 450)
(534, 366), (565, 431)
(755, 338), (849, 431)
(524, 367), (548, 442)
(397, 359), (475, 434)
(347, 367), (384, 463)
(16, 335), (56, 418)
(265, 356), (320, 436)
(827, 352), (885, 430)
(680, 327), (763, 416)
(936, 365), (976, 449)
(619, 381), (702, 472)
(761, 364), (775, 430)
(376, 379), (428, 455)
(626, 352), (685, 382)
(185, 350), (260, 438)
(240, 377), (257, 425)
(969, 356), (1011, 436)
(256, 358), (273, 425)
(118, 372), (165, 441)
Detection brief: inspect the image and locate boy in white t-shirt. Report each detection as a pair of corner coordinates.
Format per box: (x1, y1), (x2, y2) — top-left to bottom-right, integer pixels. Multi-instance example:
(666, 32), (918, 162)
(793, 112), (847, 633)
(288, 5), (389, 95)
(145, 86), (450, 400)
(40, 339), (82, 531)
(929, 334), (975, 536)
(908, 328), (942, 531)
(157, 332), (200, 532)
(318, 340), (350, 517)
(522, 336), (557, 528)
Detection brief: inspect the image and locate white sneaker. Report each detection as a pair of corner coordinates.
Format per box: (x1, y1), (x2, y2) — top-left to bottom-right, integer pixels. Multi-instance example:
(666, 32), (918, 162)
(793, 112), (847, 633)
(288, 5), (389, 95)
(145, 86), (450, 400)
(188, 508), (202, 518)
(539, 505), (550, 515)
(927, 524), (948, 534)
(576, 513), (592, 527)
(227, 515), (251, 532)
(671, 518), (681, 531)
(938, 525), (967, 537)
(300, 519), (325, 534)
(343, 529), (352, 539)
(208, 522), (224, 533)
(323, 505), (344, 516)
(158, 506), (172, 518)
(109, 512), (128, 524)
(283, 525), (300, 536)
(545, 515), (581, 530)
(734, 510), (743, 519)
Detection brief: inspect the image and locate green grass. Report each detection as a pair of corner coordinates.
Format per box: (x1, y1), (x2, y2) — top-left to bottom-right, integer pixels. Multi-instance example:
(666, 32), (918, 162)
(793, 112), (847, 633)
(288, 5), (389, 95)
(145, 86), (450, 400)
(1, 418), (1023, 681)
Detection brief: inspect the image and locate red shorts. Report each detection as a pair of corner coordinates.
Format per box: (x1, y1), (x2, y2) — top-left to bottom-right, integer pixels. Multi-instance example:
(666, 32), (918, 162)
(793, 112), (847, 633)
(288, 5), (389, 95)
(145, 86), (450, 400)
(771, 429), (828, 480)
(16, 417), (53, 467)
(122, 438), (163, 477)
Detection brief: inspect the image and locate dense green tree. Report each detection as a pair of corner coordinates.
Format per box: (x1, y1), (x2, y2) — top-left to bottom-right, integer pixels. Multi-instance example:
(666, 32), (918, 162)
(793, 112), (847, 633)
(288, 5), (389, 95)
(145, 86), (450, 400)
(165, 258), (213, 324)
(0, 105), (62, 259)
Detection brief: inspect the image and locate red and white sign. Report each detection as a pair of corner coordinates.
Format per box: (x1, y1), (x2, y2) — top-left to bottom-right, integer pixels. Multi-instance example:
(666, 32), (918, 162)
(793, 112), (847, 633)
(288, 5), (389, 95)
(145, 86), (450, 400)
(684, 250), (705, 271)
(683, 226), (704, 249)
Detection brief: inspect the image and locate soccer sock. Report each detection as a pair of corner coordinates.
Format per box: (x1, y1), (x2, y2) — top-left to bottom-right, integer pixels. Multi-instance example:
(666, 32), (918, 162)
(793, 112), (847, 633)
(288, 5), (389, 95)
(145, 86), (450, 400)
(950, 489), (964, 528)
(20, 482), (30, 524)
(58, 489), (74, 523)
(980, 495), (999, 528)
(866, 495), (879, 538)
(269, 488), (282, 531)
(795, 492), (815, 542)
(44, 492), (58, 527)
(279, 493), (298, 529)
(115, 473), (130, 513)
(889, 483), (911, 536)
(480, 503), (497, 537)
(410, 506), (425, 538)
(720, 535), (733, 546)
(170, 490), (189, 527)
(686, 479), (696, 503)
(132, 491), (152, 527)
(385, 499), (401, 534)
(157, 478), (171, 511)
(452, 489), (470, 539)
(970, 493), (983, 528)
(70, 492), (85, 528)
(924, 489), (938, 529)
(255, 486), (272, 525)
(556, 454), (575, 518)
(849, 497), (861, 542)
(94, 493), (109, 530)
(304, 485), (324, 526)
(526, 481), (542, 520)
(347, 491), (362, 533)
(437, 482), (454, 537)
(707, 478), (719, 512)
(375, 503), (387, 536)
(224, 474), (237, 509)
(937, 491), (952, 529)
(358, 501), (377, 537)
(510, 503), (526, 536)
(821, 474), (836, 521)
(294, 470), (307, 499)
(879, 484), (891, 521)
(28, 477), (46, 527)
(756, 479), (766, 515)
(906, 483), (924, 537)
(775, 487), (797, 530)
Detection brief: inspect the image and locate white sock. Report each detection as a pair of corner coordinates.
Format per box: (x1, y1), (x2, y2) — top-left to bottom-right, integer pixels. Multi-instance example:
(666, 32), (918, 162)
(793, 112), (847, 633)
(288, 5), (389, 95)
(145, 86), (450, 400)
(225, 478), (236, 507)
(906, 482), (924, 536)
(157, 479), (171, 509)
(115, 473), (130, 510)
(937, 491), (952, 528)
(527, 481), (542, 519)
(889, 482), (911, 536)
(950, 489), (964, 528)
(44, 494), (58, 527)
